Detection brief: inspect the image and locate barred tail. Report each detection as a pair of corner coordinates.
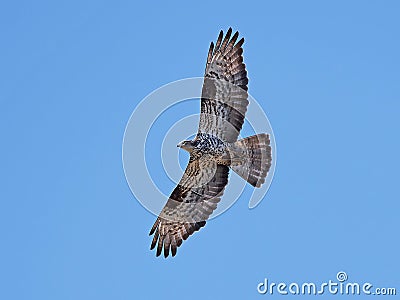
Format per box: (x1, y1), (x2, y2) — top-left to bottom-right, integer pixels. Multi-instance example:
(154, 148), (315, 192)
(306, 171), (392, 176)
(229, 134), (272, 187)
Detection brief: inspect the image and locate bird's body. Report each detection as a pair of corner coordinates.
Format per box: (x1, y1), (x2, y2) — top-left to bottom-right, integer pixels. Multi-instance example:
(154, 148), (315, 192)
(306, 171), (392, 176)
(182, 133), (228, 164)
(149, 28), (272, 257)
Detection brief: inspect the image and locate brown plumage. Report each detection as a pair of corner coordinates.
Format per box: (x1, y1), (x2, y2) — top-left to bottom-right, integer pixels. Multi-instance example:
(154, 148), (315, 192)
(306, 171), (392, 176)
(149, 28), (272, 258)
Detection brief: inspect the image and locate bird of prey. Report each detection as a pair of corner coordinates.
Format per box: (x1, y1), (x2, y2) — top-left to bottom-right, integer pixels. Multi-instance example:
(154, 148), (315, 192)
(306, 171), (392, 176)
(149, 28), (272, 257)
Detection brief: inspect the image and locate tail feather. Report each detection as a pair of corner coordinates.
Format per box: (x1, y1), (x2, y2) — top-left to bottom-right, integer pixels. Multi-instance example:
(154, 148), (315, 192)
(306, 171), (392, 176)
(229, 134), (272, 187)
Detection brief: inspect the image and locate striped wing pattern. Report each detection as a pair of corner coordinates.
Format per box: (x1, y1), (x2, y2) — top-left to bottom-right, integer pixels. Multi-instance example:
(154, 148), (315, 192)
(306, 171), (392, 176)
(149, 155), (229, 257)
(198, 28), (249, 143)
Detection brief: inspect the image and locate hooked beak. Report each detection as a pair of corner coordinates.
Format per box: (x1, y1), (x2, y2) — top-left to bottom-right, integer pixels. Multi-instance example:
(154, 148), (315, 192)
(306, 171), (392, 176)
(177, 141), (184, 148)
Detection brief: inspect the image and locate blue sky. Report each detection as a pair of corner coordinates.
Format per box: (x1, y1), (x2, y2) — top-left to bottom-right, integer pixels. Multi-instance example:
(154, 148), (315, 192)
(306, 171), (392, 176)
(1, 0), (399, 299)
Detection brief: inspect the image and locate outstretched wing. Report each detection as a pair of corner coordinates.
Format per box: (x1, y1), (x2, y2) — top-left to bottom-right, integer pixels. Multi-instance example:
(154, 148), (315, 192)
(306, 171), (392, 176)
(149, 155), (229, 257)
(198, 28), (249, 143)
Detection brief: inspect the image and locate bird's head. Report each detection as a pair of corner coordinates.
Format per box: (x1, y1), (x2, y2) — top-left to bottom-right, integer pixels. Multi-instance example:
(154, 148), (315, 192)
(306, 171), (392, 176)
(177, 140), (195, 152)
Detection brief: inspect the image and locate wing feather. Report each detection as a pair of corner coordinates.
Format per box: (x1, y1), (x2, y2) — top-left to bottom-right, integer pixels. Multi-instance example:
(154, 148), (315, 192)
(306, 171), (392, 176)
(214, 30), (224, 50)
(198, 28), (249, 142)
(207, 42), (214, 64)
(219, 27), (232, 53)
(149, 155), (229, 257)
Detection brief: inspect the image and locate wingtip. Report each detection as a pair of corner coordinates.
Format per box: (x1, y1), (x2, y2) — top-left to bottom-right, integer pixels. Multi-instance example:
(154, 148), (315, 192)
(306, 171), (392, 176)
(232, 30), (239, 40)
(209, 41), (214, 52)
(171, 248), (177, 257)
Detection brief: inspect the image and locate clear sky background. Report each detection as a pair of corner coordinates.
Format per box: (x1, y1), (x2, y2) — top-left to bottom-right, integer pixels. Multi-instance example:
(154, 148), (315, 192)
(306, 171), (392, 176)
(1, 1), (399, 299)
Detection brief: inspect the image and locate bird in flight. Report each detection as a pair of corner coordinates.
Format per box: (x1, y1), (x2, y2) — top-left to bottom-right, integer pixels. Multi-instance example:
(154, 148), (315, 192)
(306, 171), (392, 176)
(149, 28), (272, 257)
